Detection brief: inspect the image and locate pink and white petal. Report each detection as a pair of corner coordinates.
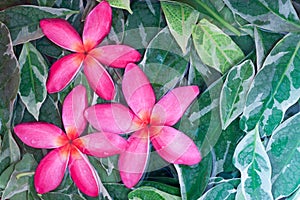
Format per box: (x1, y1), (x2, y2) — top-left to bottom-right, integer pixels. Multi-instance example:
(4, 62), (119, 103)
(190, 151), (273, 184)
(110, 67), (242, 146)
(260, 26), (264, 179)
(63, 85), (88, 139)
(150, 126), (201, 165)
(69, 146), (100, 197)
(151, 86), (199, 126)
(14, 122), (68, 148)
(82, 1), (112, 51)
(47, 53), (84, 94)
(118, 128), (150, 188)
(40, 19), (84, 52)
(89, 45), (141, 68)
(122, 63), (155, 119)
(83, 55), (115, 100)
(85, 104), (137, 134)
(73, 132), (127, 157)
(34, 145), (70, 194)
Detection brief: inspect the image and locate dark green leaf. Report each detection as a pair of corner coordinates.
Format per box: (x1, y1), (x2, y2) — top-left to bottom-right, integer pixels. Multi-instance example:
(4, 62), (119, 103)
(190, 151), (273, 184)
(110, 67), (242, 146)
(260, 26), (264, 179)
(128, 186), (181, 200)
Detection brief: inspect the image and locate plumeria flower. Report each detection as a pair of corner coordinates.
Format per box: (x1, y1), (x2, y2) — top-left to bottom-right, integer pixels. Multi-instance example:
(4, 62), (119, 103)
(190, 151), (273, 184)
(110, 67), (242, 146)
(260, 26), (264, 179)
(40, 1), (141, 100)
(85, 64), (202, 188)
(14, 85), (127, 196)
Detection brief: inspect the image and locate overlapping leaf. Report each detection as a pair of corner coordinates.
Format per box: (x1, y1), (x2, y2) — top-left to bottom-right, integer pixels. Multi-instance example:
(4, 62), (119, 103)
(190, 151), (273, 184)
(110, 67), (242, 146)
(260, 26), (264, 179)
(128, 186), (180, 200)
(240, 33), (300, 136)
(266, 112), (300, 199)
(105, 0), (132, 14)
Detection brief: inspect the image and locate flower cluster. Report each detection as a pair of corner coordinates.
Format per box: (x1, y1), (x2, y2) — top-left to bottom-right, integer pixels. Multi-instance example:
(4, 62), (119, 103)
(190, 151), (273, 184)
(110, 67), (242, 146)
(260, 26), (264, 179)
(13, 1), (202, 197)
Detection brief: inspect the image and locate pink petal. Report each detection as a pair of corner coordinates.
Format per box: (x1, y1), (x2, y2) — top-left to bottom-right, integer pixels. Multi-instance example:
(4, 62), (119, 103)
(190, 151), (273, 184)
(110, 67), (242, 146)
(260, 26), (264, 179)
(14, 122), (68, 148)
(151, 86), (199, 126)
(69, 146), (100, 197)
(82, 1), (112, 51)
(34, 145), (70, 194)
(122, 63), (155, 119)
(73, 132), (127, 157)
(118, 128), (150, 188)
(85, 103), (136, 134)
(40, 19), (84, 52)
(47, 53), (84, 93)
(89, 45), (141, 68)
(83, 55), (115, 100)
(62, 85), (88, 140)
(150, 126), (201, 165)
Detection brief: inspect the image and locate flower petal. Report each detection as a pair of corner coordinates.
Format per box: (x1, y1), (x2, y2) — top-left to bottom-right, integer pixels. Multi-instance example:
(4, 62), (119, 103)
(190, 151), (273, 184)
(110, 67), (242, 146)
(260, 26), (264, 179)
(83, 55), (115, 100)
(14, 122), (68, 148)
(122, 63), (155, 119)
(89, 45), (141, 68)
(118, 128), (150, 188)
(34, 146), (69, 194)
(85, 103), (136, 134)
(150, 126), (201, 165)
(82, 1), (112, 51)
(62, 85), (88, 139)
(151, 86), (199, 126)
(69, 146), (100, 197)
(40, 19), (84, 52)
(47, 53), (84, 93)
(73, 132), (127, 157)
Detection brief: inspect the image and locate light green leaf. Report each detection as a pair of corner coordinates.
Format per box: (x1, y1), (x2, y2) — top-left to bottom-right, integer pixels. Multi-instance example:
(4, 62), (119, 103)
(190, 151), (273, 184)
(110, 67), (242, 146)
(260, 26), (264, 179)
(192, 19), (244, 74)
(0, 5), (77, 45)
(161, 1), (199, 54)
(220, 60), (255, 129)
(199, 181), (237, 200)
(266, 112), (300, 199)
(233, 127), (273, 200)
(287, 188), (300, 200)
(105, 0), (132, 14)
(128, 186), (181, 200)
(18, 42), (48, 120)
(223, 0), (300, 32)
(240, 33), (300, 136)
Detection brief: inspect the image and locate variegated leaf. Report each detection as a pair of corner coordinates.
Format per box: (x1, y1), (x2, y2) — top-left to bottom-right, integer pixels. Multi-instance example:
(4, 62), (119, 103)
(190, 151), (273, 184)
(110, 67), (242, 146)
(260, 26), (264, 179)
(128, 186), (181, 200)
(199, 180), (237, 200)
(240, 33), (300, 136)
(161, 1), (199, 54)
(266, 112), (300, 199)
(192, 19), (244, 74)
(224, 0), (300, 32)
(105, 0), (132, 14)
(220, 60), (255, 129)
(233, 127), (273, 200)
(18, 42), (47, 120)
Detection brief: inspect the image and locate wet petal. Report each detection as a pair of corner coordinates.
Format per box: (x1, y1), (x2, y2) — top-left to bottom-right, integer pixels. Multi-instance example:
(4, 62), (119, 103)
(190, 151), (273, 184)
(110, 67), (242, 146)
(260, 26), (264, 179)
(89, 45), (141, 68)
(47, 53), (84, 94)
(62, 85), (88, 139)
(69, 146), (100, 197)
(85, 103), (136, 134)
(14, 122), (68, 148)
(150, 126), (201, 165)
(40, 18), (84, 52)
(83, 55), (115, 100)
(82, 1), (112, 51)
(122, 63), (155, 119)
(151, 86), (199, 126)
(34, 146), (70, 194)
(118, 128), (150, 188)
(73, 132), (128, 157)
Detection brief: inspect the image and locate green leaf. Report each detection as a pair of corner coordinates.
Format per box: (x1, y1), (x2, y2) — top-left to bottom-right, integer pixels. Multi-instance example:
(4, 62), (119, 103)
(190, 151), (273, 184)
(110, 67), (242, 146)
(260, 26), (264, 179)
(192, 19), (244, 74)
(233, 127), (273, 200)
(0, 5), (77, 45)
(199, 181), (237, 200)
(39, 95), (62, 128)
(103, 183), (131, 200)
(140, 181), (180, 196)
(37, 0), (56, 7)
(18, 42), (48, 120)
(240, 33), (300, 136)
(287, 188), (300, 200)
(128, 186), (181, 200)
(266, 112), (300, 199)
(2, 154), (37, 200)
(161, 1), (199, 54)
(223, 0), (300, 32)
(220, 60), (255, 129)
(0, 163), (15, 189)
(105, 0), (132, 14)
(0, 21), (20, 135)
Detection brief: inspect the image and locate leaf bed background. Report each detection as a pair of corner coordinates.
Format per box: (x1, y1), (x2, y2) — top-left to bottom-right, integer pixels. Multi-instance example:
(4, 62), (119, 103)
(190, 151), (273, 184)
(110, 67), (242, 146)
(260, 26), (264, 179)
(0, 0), (300, 199)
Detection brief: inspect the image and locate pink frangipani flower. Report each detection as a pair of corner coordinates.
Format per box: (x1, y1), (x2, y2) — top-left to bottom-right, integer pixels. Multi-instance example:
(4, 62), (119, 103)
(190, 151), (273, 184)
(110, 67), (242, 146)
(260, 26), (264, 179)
(40, 1), (141, 100)
(85, 63), (202, 188)
(13, 85), (127, 196)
